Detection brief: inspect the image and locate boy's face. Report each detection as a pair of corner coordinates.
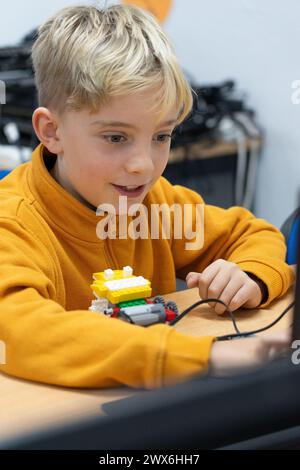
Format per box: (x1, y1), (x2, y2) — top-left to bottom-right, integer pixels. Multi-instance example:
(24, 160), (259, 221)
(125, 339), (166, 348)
(42, 89), (178, 213)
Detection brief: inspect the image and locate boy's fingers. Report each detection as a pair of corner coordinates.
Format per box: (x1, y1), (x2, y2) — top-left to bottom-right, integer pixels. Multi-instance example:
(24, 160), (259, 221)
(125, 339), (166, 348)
(186, 270), (217, 303)
(242, 280), (263, 308)
(228, 284), (252, 312)
(261, 330), (291, 361)
(198, 263), (222, 300)
(207, 271), (236, 312)
(186, 272), (200, 288)
(214, 278), (244, 315)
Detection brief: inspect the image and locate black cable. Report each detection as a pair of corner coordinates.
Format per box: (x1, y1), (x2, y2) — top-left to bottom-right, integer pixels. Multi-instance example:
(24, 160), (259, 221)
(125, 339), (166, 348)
(169, 297), (295, 342)
(216, 300), (295, 341)
(169, 298), (241, 334)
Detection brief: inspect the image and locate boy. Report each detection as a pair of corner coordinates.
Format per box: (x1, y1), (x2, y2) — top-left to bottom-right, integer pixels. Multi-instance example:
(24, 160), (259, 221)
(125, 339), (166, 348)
(0, 4), (293, 389)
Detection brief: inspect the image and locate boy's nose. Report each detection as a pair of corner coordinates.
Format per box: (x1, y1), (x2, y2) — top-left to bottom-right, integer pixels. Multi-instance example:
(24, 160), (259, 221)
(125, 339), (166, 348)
(125, 152), (154, 176)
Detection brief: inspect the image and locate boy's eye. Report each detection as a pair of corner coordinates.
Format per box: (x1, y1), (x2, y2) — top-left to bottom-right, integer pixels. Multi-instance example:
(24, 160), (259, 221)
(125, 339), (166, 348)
(103, 135), (126, 144)
(154, 134), (173, 143)
(102, 133), (173, 144)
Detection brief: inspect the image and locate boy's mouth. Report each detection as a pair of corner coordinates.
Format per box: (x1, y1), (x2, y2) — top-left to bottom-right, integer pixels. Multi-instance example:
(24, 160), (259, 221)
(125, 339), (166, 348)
(111, 184), (146, 198)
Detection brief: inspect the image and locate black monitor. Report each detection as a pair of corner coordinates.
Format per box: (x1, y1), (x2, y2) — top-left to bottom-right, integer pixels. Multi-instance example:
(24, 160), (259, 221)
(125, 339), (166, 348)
(292, 204), (300, 341)
(1, 357), (300, 450)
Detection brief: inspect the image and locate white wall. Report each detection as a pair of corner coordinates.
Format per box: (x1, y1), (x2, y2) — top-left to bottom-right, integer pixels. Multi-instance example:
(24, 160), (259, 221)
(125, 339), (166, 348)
(164, 0), (300, 227)
(0, 0), (118, 46)
(1, 0), (299, 226)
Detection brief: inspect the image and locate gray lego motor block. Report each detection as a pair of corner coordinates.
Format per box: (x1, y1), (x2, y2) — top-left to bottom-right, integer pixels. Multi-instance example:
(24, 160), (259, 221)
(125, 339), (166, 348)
(119, 303), (166, 326)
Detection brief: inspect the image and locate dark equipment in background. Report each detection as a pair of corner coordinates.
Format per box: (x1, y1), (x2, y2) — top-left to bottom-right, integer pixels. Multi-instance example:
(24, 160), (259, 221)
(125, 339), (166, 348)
(0, 30), (257, 151)
(172, 80), (249, 147)
(166, 79), (262, 210)
(0, 29), (38, 148)
(0, 31), (262, 209)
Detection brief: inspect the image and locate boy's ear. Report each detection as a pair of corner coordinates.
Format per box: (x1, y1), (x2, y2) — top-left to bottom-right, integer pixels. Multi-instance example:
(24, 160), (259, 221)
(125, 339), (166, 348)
(32, 107), (63, 154)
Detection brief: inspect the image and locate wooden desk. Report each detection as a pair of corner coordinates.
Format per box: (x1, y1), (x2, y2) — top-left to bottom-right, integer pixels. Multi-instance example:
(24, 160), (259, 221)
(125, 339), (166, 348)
(0, 287), (294, 444)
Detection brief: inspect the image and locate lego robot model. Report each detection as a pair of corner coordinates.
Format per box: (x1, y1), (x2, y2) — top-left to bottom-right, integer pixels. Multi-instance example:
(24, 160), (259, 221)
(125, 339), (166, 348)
(89, 266), (179, 326)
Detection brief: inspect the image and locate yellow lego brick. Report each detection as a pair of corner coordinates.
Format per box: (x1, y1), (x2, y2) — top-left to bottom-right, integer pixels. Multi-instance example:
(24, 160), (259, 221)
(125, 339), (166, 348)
(108, 285), (152, 304)
(91, 268), (152, 303)
(90, 283), (107, 298)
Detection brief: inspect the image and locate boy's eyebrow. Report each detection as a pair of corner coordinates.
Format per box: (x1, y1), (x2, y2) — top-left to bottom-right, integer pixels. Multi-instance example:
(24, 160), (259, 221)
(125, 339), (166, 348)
(89, 119), (178, 129)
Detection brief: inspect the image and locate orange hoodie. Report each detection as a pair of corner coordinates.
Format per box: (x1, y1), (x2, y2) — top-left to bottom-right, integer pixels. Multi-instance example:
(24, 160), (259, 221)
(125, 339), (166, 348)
(0, 144), (293, 388)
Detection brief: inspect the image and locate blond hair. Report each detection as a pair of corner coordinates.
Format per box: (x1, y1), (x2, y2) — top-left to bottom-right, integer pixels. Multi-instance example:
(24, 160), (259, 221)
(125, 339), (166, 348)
(31, 4), (193, 123)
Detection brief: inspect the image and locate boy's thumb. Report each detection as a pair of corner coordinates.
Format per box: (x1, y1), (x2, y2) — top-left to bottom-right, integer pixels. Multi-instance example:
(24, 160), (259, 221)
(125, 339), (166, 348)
(186, 272), (200, 288)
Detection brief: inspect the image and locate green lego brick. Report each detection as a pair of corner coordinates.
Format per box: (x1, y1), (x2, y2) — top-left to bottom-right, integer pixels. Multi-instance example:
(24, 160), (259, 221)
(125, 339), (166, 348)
(118, 298), (147, 308)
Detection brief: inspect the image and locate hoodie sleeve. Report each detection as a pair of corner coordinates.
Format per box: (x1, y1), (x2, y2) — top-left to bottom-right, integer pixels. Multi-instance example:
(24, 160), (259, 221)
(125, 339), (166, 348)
(0, 216), (214, 389)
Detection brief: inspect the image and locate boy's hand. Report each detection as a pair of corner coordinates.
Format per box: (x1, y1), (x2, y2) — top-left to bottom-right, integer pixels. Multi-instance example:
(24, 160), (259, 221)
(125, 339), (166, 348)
(186, 259), (265, 315)
(209, 330), (290, 376)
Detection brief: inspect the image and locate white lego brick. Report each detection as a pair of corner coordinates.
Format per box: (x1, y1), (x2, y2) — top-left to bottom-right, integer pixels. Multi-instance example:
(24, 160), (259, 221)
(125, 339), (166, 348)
(123, 266), (133, 277)
(104, 276), (148, 292)
(104, 268), (114, 280)
(89, 298), (108, 313)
